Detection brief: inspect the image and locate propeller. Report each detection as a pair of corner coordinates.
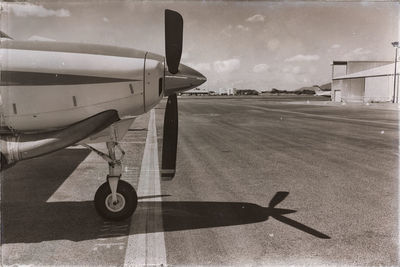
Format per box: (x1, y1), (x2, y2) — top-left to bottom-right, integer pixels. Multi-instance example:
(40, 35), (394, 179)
(164, 9), (183, 75)
(161, 93), (178, 179)
(161, 9), (207, 179)
(161, 9), (183, 179)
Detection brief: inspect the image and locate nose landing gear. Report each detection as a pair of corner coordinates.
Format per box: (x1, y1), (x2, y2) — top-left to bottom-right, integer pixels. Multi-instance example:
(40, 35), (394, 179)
(84, 141), (138, 221)
(95, 179), (137, 220)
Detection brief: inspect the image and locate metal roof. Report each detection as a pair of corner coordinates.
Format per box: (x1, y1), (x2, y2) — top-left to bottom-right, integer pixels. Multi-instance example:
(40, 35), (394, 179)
(333, 62), (399, 80)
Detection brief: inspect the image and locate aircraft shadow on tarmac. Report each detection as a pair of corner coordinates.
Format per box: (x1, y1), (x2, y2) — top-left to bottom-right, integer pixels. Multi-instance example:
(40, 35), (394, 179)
(1, 149), (330, 244)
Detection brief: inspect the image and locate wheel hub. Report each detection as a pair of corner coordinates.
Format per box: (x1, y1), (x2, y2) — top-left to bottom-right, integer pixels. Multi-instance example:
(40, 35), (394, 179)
(105, 193), (126, 212)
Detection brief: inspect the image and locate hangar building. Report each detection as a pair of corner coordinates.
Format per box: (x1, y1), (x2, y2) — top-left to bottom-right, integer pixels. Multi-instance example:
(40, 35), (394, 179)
(331, 61), (398, 103)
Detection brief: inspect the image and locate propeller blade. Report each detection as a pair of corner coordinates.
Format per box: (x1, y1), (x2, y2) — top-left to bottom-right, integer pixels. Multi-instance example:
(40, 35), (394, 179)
(161, 94), (178, 179)
(165, 9), (183, 74)
(268, 191), (289, 208)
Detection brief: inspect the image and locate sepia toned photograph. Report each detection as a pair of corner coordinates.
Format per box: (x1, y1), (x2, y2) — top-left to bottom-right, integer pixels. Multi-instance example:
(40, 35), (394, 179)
(0, 0), (399, 266)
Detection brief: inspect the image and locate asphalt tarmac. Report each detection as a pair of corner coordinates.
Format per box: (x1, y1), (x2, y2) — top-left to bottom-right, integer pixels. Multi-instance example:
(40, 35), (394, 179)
(1, 96), (398, 266)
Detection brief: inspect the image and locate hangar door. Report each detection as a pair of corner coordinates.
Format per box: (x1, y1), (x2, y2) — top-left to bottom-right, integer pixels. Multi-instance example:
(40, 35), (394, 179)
(334, 90), (342, 102)
(342, 78), (365, 102)
(365, 76), (392, 102)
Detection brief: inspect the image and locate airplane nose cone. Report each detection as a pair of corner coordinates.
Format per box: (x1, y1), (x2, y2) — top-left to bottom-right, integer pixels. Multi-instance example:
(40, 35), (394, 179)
(164, 64), (207, 96)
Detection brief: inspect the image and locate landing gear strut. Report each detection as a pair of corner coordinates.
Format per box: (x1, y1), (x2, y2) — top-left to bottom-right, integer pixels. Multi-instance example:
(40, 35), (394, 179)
(84, 141), (138, 221)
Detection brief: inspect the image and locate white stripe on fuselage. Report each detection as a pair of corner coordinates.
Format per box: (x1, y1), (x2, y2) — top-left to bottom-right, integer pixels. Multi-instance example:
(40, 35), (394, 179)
(0, 49), (144, 80)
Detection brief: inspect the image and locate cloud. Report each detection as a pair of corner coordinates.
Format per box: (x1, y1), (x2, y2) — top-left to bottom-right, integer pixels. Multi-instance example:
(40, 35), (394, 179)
(309, 66), (317, 74)
(181, 51), (190, 60)
(213, 59), (240, 73)
(351, 47), (371, 55)
(3, 3), (70, 17)
(283, 66), (302, 74)
(342, 47), (372, 60)
(187, 62), (211, 72)
(285, 54), (320, 62)
(331, 44), (341, 49)
(267, 39), (280, 51)
(253, 64), (269, 73)
(236, 25), (250, 31)
(292, 66), (301, 74)
(188, 59), (240, 74)
(220, 25), (233, 38)
(246, 14), (265, 23)
(103, 17), (109, 23)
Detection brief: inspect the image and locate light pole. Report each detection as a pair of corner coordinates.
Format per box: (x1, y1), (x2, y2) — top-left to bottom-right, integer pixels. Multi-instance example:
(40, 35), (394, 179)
(392, 41), (399, 103)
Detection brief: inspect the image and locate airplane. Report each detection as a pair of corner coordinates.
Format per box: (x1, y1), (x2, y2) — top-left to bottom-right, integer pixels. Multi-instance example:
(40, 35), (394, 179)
(314, 87), (331, 97)
(0, 10), (206, 221)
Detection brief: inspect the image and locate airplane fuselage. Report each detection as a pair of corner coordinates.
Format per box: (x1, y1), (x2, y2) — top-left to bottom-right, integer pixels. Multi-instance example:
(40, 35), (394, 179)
(0, 39), (167, 132)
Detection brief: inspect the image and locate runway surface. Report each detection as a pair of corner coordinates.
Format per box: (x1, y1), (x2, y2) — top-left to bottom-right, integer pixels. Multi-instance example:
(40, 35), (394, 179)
(1, 96), (398, 266)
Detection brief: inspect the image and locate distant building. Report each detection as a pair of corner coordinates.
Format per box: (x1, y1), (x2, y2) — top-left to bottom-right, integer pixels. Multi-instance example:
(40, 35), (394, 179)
(180, 88), (209, 96)
(331, 61), (397, 103)
(217, 88), (234, 95)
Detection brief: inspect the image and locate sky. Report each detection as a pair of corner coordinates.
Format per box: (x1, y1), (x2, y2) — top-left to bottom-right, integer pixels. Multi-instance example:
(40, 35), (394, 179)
(0, 0), (399, 91)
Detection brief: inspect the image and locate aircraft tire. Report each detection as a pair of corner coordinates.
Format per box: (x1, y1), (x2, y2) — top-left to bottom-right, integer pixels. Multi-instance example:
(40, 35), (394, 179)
(94, 180), (138, 221)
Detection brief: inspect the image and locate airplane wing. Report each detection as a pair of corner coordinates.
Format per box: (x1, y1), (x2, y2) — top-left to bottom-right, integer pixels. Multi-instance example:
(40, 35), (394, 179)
(1, 110), (119, 170)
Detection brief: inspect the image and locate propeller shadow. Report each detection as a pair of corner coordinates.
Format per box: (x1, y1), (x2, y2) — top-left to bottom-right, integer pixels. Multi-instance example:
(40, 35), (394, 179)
(2, 150), (329, 243)
(3, 194), (330, 244)
(159, 191), (330, 239)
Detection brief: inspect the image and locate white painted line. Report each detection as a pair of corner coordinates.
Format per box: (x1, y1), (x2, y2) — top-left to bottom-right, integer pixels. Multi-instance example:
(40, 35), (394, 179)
(124, 109), (167, 266)
(253, 106), (399, 127)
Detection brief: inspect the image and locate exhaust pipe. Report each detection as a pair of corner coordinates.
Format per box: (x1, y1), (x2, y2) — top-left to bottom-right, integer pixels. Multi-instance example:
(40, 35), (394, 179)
(0, 110), (119, 170)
